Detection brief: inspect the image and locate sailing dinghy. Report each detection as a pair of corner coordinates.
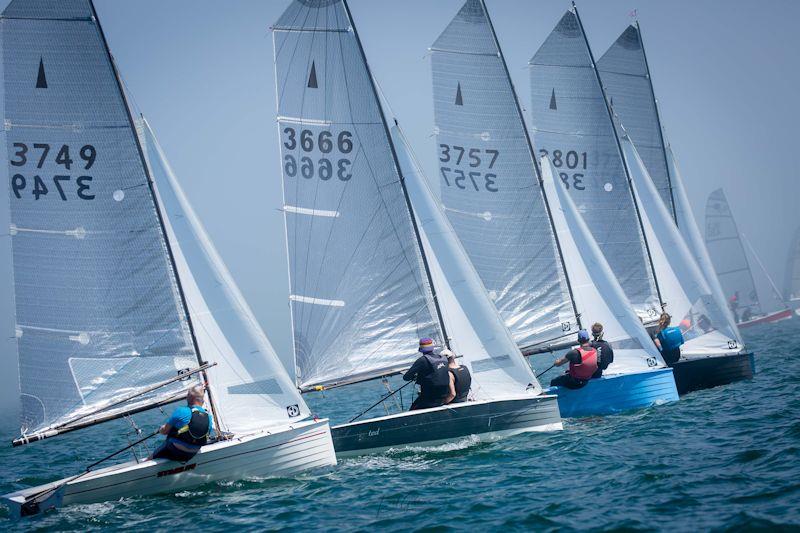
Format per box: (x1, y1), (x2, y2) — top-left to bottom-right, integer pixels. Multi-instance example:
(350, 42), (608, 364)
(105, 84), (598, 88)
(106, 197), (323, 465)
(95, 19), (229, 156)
(1, 0), (335, 517)
(597, 22), (755, 393)
(784, 227), (800, 313)
(705, 189), (792, 328)
(271, 0), (561, 457)
(429, 0), (677, 417)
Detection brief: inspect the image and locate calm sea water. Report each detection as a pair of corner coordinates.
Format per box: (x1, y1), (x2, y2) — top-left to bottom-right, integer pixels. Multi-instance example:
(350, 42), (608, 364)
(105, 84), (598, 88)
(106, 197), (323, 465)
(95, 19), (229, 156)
(1, 318), (799, 531)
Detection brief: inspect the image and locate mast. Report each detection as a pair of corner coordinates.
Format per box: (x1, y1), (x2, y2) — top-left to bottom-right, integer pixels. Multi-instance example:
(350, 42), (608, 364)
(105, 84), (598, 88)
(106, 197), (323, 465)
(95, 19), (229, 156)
(480, 0), (582, 331)
(340, 0), (450, 346)
(635, 20), (678, 224)
(88, 0), (223, 431)
(572, 2), (664, 311)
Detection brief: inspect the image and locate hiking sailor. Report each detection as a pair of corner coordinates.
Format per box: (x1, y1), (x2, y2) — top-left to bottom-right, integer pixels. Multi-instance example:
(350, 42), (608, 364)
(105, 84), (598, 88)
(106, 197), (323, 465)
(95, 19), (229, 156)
(550, 330), (598, 390)
(151, 385), (213, 462)
(403, 338), (451, 410)
(443, 349), (472, 404)
(590, 322), (614, 378)
(654, 312), (685, 365)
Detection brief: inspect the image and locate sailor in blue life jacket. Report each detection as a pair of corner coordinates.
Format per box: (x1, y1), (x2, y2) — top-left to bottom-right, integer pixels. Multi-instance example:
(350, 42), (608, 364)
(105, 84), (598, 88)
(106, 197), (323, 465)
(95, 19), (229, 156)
(550, 330), (598, 390)
(151, 385), (214, 463)
(442, 349), (472, 404)
(590, 322), (614, 378)
(403, 338), (451, 410)
(654, 312), (685, 366)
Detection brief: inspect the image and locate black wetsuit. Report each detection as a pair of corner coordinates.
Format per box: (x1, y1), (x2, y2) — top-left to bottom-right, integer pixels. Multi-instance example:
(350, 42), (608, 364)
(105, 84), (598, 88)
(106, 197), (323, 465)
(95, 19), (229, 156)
(450, 365), (472, 403)
(591, 339), (614, 378)
(404, 353), (450, 410)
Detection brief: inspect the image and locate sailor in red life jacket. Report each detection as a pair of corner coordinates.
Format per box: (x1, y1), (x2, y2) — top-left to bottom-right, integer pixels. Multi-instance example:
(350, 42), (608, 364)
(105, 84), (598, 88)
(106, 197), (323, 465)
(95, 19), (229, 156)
(549, 329), (598, 390)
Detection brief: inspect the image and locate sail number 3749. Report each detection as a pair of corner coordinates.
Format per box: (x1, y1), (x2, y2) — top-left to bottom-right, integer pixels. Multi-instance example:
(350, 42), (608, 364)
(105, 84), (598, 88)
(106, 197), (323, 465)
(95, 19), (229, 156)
(9, 142), (96, 201)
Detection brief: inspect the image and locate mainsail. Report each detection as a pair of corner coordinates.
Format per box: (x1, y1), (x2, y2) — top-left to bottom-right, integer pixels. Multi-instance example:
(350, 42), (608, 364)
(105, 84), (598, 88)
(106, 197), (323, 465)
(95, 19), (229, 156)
(597, 23), (676, 220)
(705, 189), (762, 317)
(272, 0), (442, 391)
(141, 120), (312, 434)
(392, 125), (540, 396)
(785, 227), (800, 301)
(541, 155), (667, 374)
(623, 136), (741, 355)
(2, 0), (200, 438)
(528, 8), (661, 321)
(429, 0), (577, 352)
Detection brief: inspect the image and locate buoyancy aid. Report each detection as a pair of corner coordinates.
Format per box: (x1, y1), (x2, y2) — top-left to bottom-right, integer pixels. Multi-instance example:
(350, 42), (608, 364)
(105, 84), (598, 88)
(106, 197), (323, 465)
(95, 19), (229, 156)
(169, 407), (210, 447)
(658, 326), (685, 352)
(450, 365), (471, 403)
(568, 346), (598, 380)
(418, 353), (450, 399)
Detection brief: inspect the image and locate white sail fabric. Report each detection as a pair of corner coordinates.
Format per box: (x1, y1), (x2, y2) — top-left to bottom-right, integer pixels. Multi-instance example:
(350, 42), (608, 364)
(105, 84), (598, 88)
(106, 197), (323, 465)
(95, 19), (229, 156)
(393, 125), (541, 397)
(705, 189), (762, 317)
(2, 0), (198, 437)
(624, 138), (741, 355)
(666, 145), (742, 340)
(785, 227), (800, 301)
(272, 0), (442, 390)
(141, 121), (312, 434)
(541, 156), (665, 375)
(429, 0), (576, 352)
(529, 10), (660, 321)
(597, 24), (676, 220)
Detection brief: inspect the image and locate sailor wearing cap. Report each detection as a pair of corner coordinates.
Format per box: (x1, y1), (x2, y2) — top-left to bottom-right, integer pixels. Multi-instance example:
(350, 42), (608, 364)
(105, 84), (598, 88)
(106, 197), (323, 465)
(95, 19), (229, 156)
(549, 330), (598, 390)
(403, 338), (451, 410)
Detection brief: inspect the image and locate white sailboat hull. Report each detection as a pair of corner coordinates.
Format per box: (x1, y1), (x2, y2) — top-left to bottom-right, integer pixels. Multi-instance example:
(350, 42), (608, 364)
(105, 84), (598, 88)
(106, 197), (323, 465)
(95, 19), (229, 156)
(3, 418), (335, 517)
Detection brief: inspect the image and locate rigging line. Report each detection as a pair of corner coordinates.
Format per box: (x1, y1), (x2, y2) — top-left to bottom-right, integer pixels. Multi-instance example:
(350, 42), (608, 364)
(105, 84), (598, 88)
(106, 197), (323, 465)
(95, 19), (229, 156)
(741, 232), (786, 307)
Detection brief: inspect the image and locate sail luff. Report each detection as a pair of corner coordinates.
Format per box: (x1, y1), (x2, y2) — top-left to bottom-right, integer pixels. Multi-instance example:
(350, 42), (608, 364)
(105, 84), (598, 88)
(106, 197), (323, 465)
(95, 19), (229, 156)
(340, 0), (449, 346)
(741, 232), (787, 309)
(632, 21), (677, 222)
(87, 0), (222, 430)
(571, 4), (664, 311)
(479, 0), (581, 331)
(785, 227), (800, 300)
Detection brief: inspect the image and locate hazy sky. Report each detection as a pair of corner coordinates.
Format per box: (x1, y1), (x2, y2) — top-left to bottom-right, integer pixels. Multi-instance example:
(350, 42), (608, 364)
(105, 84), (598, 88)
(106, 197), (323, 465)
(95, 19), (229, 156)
(1, 0), (798, 417)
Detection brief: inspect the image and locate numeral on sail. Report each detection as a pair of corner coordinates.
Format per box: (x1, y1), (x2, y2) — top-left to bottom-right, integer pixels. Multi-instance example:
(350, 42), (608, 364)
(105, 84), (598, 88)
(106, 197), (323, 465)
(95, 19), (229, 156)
(281, 127), (353, 182)
(438, 144), (500, 192)
(10, 143), (96, 170)
(11, 174), (94, 201)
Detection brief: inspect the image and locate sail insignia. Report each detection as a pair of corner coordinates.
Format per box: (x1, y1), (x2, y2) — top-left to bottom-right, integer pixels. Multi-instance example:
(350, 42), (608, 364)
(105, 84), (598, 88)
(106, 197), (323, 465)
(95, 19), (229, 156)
(455, 82), (463, 106)
(307, 61), (318, 88)
(36, 57), (47, 88)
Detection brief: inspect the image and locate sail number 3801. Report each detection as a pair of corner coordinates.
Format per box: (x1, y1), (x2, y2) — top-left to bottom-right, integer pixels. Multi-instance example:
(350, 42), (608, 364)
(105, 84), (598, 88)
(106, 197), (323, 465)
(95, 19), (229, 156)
(282, 127), (353, 181)
(9, 142), (96, 201)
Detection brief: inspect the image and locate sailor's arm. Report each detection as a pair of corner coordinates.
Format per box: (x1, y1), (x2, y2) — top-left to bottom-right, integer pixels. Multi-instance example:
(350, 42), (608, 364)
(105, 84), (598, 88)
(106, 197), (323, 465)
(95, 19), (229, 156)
(158, 423), (172, 435)
(444, 372), (456, 404)
(402, 357), (425, 381)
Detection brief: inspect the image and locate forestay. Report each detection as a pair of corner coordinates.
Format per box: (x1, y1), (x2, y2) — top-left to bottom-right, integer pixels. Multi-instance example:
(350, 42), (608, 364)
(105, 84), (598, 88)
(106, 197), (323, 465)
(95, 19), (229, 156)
(541, 156), (665, 375)
(597, 24), (676, 220)
(624, 138), (741, 355)
(429, 0), (576, 352)
(2, 0), (199, 438)
(393, 124), (541, 397)
(272, 0), (442, 391)
(705, 189), (762, 317)
(528, 9), (660, 321)
(140, 120), (312, 434)
(785, 226), (800, 301)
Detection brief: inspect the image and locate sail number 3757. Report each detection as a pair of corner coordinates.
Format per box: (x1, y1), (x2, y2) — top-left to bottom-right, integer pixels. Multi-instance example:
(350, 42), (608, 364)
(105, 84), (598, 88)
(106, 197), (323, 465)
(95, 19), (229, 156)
(9, 142), (96, 201)
(439, 144), (499, 193)
(282, 127), (353, 181)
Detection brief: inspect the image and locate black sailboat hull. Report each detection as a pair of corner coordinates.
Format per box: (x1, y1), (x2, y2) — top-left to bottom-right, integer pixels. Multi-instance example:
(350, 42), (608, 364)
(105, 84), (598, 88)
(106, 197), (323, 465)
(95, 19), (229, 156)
(669, 352), (755, 395)
(331, 396), (561, 457)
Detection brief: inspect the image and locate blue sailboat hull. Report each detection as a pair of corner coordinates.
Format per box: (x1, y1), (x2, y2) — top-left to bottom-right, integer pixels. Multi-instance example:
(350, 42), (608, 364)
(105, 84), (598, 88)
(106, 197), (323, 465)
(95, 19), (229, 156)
(545, 368), (679, 418)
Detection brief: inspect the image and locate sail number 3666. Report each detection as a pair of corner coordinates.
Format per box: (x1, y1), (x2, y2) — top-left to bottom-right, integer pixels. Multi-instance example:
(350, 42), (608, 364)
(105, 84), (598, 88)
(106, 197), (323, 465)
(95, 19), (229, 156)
(10, 143), (96, 201)
(282, 128), (353, 181)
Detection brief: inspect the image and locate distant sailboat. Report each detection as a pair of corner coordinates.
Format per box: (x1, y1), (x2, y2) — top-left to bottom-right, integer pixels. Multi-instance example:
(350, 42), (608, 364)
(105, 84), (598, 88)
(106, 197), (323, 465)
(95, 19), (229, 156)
(271, 0), (561, 457)
(1, 0), (335, 517)
(429, 0), (677, 417)
(531, 6), (751, 395)
(784, 227), (800, 312)
(705, 189), (793, 328)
